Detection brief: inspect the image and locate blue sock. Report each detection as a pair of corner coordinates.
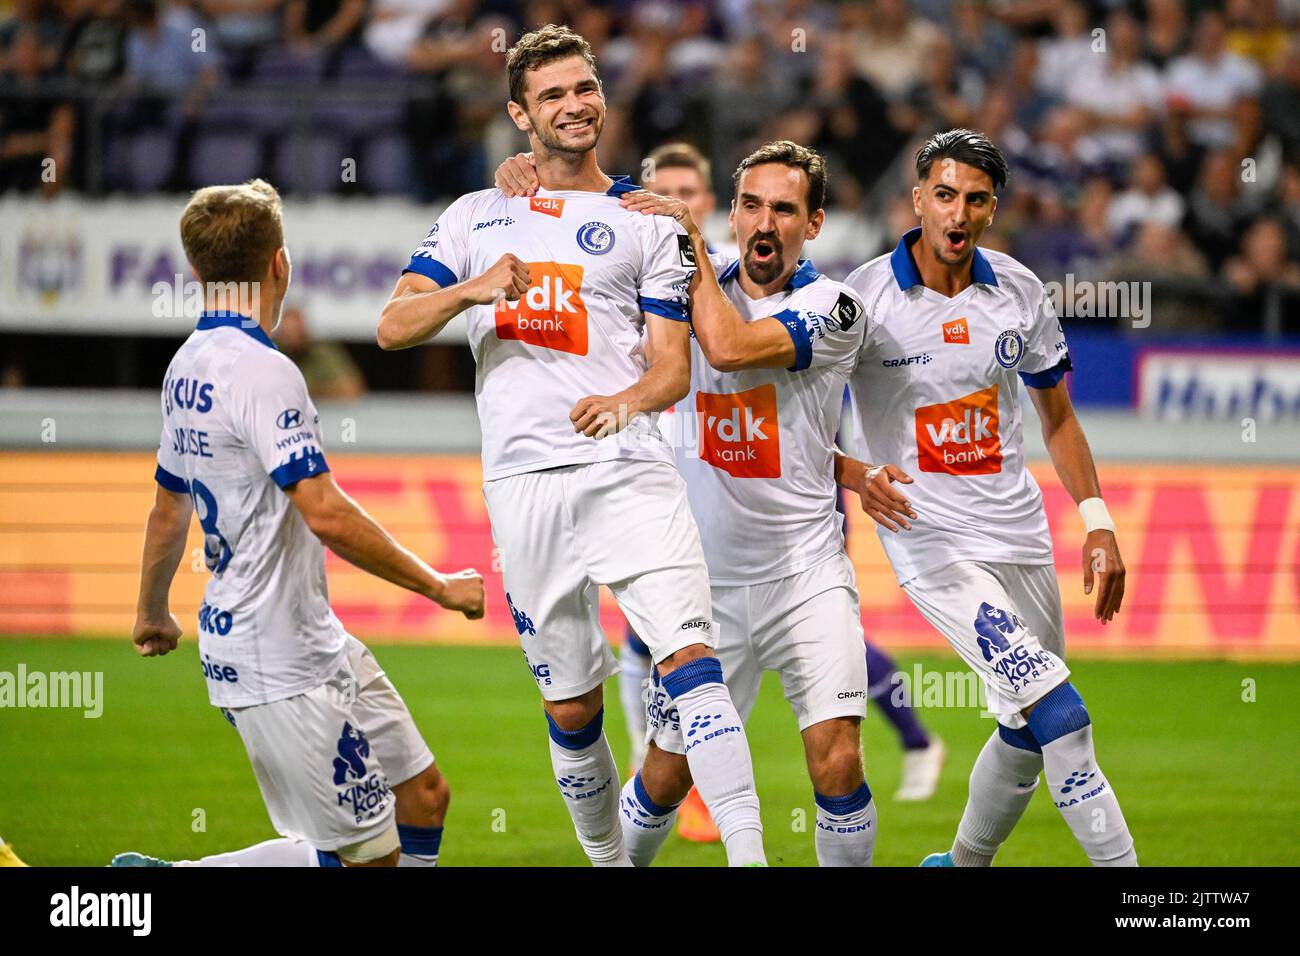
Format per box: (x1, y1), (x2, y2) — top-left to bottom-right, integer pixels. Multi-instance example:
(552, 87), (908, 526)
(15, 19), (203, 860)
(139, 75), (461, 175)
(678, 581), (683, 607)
(397, 823), (443, 867)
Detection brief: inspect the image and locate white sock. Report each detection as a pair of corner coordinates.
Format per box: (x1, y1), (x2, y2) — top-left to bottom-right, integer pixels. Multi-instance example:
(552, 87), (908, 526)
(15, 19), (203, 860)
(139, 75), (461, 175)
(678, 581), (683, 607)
(618, 772), (678, 866)
(952, 726), (1043, 867)
(814, 782), (877, 867)
(397, 823), (443, 867)
(548, 708), (632, 866)
(1029, 684), (1138, 867)
(180, 838), (320, 867)
(619, 638), (653, 773)
(662, 658), (765, 867)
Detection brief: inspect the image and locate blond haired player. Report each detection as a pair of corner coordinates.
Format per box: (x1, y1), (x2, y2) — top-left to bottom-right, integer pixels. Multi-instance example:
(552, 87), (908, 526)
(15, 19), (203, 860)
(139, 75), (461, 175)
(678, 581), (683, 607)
(119, 179), (483, 868)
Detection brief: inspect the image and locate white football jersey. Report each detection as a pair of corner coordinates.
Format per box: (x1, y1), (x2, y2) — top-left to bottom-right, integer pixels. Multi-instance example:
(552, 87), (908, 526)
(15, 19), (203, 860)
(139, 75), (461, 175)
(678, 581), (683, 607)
(403, 178), (692, 480)
(844, 229), (1072, 584)
(154, 312), (348, 707)
(667, 257), (866, 585)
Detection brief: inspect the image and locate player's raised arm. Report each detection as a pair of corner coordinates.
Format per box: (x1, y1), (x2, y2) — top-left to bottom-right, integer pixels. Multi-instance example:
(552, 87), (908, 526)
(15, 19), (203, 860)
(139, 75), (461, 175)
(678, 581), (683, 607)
(285, 472), (484, 619)
(132, 481), (194, 657)
(622, 190), (796, 371)
(378, 255), (530, 350)
(378, 195), (530, 350)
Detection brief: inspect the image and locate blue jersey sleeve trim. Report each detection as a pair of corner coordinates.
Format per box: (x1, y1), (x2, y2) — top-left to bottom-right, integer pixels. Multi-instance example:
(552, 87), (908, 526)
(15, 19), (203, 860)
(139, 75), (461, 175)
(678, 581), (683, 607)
(1018, 354), (1073, 389)
(640, 295), (688, 322)
(154, 464), (189, 493)
(403, 256), (458, 288)
(773, 308), (813, 371)
(270, 451), (330, 489)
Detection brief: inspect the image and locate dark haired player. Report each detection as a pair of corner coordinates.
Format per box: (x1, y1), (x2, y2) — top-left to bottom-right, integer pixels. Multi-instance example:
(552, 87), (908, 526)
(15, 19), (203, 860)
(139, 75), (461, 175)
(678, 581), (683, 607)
(378, 25), (766, 867)
(838, 129), (1137, 866)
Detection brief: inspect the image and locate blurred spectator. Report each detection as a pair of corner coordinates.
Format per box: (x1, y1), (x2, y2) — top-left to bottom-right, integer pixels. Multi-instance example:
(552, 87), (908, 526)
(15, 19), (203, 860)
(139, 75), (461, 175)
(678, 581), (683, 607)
(0, 24), (73, 193)
(1260, 36), (1300, 155)
(1019, 105), (1107, 205)
(891, 34), (980, 138)
(63, 0), (129, 83)
(1006, 36), (1055, 133)
(0, 0), (66, 71)
(124, 0), (219, 96)
(197, 0), (282, 78)
(1184, 149), (1254, 270)
(847, 0), (942, 100)
(1224, 0), (1291, 70)
(1064, 11), (1163, 165)
(1152, 110), (1203, 197)
(1103, 221), (1215, 332)
(1223, 217), (1300, 333)
(951, 0), (1014, 84)
(1164, 9), (1263, 152)
(364, 0), (443, 68)
(1143, 0), (1188, 70)
(797, 31), (901, 205)
(1034, 0), (1092, 100)
(1281, 162), (1300, 261)
(1108, 152), (1185, 238)
(284, 0), (365, 62)
(274, 305), (367, 400)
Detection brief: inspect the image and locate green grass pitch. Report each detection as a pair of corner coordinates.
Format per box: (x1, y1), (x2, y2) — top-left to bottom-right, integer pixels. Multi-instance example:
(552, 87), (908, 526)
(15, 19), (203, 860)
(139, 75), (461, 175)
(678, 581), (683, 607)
(1, 638), (1296, 866)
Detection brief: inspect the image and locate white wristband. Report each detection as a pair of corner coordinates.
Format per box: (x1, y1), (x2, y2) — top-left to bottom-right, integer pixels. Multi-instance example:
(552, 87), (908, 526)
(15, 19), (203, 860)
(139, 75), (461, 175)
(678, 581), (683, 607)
(1078, 497), (1115, 533)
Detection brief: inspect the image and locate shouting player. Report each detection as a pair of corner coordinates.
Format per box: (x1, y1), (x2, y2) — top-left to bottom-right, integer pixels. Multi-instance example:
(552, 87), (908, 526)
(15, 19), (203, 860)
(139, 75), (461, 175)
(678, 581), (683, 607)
(502, 140), (879, 865)
(121, 179), (484, 868)
(377, 25), (766, 867)
(838, 129), (1137, 866)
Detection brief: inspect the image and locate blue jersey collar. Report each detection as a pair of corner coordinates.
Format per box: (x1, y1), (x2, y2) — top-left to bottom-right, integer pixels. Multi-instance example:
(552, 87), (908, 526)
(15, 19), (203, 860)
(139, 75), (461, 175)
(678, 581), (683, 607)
(717, 257), (821, 291)
(196, 310), (277, 349)
(605, 175), (640, 197)
(890, 227), (998, 291)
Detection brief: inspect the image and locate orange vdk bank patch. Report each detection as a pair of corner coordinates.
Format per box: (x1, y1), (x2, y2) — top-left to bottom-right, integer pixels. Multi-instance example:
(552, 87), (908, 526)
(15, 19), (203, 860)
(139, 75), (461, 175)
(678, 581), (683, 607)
(915, 384), (1002, 475)
(943, 317), (970, 344)
(495, 262), (588, 355)
(696, 384), (780, 479)
(530, 197), (565, 218)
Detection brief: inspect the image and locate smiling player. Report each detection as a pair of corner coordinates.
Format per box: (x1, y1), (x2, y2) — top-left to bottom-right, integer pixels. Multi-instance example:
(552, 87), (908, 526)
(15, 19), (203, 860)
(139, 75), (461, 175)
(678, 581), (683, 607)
(838, 129), (1137, 866)
(377, 25), (766, 867)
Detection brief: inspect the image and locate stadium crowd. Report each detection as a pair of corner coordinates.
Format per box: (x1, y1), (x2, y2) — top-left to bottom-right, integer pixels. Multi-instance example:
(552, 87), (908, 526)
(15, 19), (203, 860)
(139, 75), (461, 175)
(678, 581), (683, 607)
(1, 0), (1298, 333)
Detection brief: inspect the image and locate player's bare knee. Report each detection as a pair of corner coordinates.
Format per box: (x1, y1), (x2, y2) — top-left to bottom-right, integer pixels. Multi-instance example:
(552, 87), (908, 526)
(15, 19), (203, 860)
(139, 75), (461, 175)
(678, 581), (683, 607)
(805, 721), (864, 795)
(543, 685), (603, 732)
(395, 764), (449, 825)
(657, 642), (714, 675)
(640, 744), (693, 806)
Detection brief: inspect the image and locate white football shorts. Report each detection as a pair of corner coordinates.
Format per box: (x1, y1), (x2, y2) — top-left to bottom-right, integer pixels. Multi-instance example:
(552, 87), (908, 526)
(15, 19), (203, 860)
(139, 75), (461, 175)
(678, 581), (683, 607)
(902, 560), (1070, 729)
(649, 552), (868, 755)
(223, 636), (434, 851)
(482, 458), (714, 701)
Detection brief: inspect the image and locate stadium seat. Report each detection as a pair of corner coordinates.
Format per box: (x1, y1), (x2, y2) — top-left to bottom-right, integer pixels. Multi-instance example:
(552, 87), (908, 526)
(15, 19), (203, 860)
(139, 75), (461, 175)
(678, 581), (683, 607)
(334, 44), (402, 82)
(188, 131), (265, 189)
(312, 98), (406, 141)
(362, 132), (415, 195)
(274, 133), (348, 195)
(250, 46), (327, 84)
(102, 130), (177, 193)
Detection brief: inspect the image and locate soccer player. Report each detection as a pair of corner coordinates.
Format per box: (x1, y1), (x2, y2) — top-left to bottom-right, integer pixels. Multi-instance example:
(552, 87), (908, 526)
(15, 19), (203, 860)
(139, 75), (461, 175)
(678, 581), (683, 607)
(501, 140), (878, 866)
(838, 129), (1137, 866)
(121, 179), (484, 868)
(376, 25), (767, 867)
